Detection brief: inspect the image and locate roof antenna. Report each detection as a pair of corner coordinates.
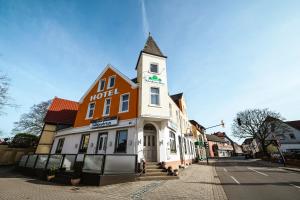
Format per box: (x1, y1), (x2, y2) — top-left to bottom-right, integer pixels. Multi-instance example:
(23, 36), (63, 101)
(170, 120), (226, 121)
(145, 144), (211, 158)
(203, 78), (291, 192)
(148, 32), (151, 37)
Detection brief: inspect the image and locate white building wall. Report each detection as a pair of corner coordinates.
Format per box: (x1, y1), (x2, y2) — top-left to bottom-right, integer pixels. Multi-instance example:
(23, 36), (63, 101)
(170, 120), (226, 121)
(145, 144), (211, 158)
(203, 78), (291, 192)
(51, 126), (136, 155)
(137, 53), (169, 119)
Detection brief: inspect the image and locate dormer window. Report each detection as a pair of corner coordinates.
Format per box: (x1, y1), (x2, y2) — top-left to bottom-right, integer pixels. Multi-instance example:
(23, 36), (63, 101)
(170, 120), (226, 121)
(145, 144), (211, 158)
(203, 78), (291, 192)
(97, 79), (105, 92)
(107, 76), (116, 89)
(150, 63), (158, 73)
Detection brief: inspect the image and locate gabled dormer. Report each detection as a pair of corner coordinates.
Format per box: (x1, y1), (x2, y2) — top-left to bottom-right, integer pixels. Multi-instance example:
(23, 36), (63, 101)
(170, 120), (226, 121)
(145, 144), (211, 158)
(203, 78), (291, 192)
(74, 64), (139, 128)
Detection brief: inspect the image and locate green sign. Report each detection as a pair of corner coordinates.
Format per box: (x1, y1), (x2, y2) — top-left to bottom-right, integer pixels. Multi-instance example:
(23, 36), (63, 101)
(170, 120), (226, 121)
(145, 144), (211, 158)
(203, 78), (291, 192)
(149, 75), (162, 82)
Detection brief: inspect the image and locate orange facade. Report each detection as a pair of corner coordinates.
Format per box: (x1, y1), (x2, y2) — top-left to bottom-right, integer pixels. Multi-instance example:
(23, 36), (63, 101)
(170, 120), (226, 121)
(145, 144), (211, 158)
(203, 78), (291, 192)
(74, 67), (138, 127)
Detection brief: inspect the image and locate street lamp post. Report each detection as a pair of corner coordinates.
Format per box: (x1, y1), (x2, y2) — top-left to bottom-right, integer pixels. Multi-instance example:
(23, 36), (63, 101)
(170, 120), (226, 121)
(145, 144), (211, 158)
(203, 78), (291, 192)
(203, 120), (225, 165)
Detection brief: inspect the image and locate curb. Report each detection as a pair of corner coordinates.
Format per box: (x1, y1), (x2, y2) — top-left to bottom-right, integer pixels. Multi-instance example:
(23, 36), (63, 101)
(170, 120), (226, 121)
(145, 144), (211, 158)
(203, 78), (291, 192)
(279, 167), (300, 173)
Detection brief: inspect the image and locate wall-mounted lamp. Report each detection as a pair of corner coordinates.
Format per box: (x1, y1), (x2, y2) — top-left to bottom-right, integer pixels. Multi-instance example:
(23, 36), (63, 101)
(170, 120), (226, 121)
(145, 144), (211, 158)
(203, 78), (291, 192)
(160, 140), (163, 145)
(75, 144), (78, 149)
(109, 141), (112, 147)
(90, 143), (94, 147)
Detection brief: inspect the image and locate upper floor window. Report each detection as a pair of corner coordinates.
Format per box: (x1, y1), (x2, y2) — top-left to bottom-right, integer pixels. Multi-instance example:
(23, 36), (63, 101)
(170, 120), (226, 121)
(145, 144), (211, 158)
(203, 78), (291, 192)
(120, 93), (130, 113)
(115, 130), (128, 153)
(97, 79), (106, 92)
(150, 87), (160, 105)
(55, 138), (65, 154)
(103, 98), (111, 116)
(86, 102), (95, 119)
(150, 63), (158, 73)
(79, 134), (90, 153)
(107, 76), (116, 89)
(169, 131), (176, 153)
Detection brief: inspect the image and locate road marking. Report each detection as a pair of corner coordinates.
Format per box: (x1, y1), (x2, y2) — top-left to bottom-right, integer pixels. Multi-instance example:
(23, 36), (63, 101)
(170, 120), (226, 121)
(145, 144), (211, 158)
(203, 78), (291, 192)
(290, 184), (300, 189)
(223, 168), (227, 172)
(230, 176), (240, 184)
(248, 167), (269, 176)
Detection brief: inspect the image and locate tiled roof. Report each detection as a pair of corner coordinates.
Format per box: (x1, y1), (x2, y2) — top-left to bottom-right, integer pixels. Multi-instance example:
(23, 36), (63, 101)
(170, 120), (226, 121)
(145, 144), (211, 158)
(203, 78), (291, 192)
(170, 92), (183, 108)
(242, 138), (254, 145)
(142, 35), (166, 58)
(206, 134), (225, 143)
(189, 120), (205, 130)
(131, 77), (138, 83)
(285, 120), (300, 131)
(44, 97), (79, 125)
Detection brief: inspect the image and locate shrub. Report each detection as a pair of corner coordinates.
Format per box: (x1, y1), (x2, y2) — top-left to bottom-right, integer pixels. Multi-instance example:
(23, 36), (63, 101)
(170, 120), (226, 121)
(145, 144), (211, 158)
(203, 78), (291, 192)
(9, 133), (39, 148)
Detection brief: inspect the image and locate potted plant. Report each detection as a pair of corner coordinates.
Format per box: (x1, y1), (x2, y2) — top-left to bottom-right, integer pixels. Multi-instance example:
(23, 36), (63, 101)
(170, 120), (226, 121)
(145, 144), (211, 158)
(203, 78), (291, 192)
(70, 163), (82, 186)
(47, 167), (56, 181)
(167, 166), (173, 176)
(173, 169), (179, 176)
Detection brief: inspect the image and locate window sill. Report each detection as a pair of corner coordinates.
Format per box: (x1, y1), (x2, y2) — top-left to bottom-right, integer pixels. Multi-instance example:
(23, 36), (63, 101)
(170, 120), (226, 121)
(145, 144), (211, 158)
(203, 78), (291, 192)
(148, 104), (161, 108)
(118, 110), (129, 114)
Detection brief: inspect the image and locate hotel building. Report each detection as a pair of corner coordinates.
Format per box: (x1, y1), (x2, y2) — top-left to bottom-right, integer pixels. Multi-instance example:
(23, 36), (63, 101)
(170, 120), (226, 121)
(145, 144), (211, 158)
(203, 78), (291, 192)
(35, 36), (199, 179)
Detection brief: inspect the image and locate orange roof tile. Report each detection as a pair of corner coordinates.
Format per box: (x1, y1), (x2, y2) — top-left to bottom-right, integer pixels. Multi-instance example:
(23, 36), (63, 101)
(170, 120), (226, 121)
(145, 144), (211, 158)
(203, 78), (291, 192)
(44, 97), (79, 125)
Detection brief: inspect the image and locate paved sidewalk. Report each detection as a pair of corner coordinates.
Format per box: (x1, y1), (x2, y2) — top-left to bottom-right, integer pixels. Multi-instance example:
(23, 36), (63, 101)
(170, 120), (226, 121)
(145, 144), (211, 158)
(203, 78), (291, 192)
(0, 164), (227, 200)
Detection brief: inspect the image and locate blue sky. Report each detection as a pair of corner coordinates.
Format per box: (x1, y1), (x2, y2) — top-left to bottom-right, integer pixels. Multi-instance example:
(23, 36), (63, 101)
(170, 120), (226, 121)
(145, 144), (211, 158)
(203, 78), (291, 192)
(1, 0), (300, 143)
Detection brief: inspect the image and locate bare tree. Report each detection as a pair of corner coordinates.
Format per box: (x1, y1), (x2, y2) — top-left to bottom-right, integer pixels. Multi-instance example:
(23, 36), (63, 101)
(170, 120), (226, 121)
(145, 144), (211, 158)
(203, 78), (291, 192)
(12, 100), (52, 135)
(0, 73), (10, 115)
(232, 108), (289, 155)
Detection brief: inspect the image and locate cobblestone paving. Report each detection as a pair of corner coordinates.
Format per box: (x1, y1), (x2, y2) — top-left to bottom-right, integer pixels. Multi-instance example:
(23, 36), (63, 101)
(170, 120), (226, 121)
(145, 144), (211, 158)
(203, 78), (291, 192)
(0, 164), (227, 200)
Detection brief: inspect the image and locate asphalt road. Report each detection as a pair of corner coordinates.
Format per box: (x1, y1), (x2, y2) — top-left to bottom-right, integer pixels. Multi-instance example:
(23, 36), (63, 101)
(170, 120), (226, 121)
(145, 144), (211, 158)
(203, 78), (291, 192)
(215, 158), (300, 200)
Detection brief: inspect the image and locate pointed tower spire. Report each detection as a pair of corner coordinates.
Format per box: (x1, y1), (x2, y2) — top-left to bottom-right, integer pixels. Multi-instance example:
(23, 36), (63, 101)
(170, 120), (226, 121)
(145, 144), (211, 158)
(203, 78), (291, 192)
(142, 35), (166, 58)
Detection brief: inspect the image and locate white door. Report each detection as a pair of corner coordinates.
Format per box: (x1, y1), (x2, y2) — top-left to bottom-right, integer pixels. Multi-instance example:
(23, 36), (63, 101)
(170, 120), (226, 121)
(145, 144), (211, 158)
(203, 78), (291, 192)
(97, 133), (108, 154)
(143, 130), (157, 162)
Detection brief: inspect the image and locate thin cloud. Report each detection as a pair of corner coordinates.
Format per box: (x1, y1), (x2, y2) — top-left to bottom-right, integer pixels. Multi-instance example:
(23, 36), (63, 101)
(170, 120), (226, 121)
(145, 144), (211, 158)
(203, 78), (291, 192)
(140, 0), (149, 38)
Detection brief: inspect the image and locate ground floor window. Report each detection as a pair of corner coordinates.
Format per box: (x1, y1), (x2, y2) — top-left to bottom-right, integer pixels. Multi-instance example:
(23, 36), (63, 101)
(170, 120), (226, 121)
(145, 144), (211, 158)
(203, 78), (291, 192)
(79, 134), (90, 153)
(55, 138), (65, 154)
(169, 131), (176, 153)
(184, 138), (187, 154)
(115, 130), (128, 153)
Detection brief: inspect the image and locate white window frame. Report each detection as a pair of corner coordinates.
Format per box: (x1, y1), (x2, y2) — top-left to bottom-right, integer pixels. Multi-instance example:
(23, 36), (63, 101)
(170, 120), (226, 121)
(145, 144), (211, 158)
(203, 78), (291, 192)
(86, 102), (96, 119)
(150, 87), (160, 106)
(97, 79), (106, 92)
(149, 63), (159, 74)
(103, 98), (111, 116)
(107, 75), (116, 89)
(169, 131), (176, 153)
(119, 93), (130, 113)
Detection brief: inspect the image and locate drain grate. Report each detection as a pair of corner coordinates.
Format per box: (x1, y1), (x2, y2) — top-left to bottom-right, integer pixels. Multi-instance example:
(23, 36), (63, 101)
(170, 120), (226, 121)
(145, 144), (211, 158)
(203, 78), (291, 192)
(130, 181), (163, 200)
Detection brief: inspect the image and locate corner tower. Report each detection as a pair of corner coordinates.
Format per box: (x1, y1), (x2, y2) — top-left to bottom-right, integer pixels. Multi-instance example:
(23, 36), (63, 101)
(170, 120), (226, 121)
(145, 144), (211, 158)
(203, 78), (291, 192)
(136, 35), (169, 119)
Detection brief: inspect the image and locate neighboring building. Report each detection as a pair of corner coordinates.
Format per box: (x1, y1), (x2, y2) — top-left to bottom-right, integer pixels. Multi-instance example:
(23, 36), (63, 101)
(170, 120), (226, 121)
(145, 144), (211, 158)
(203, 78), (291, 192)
(233, 142), (243, 155)
(46, 35), (196, 171)
(268, 120), (300, 153)
(35, 97), (79, 154)
(213, 132), (242, 156)
(189, 120), (207, 160)
(242, 138), (260, 157)
(206, 134), (233, 157)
